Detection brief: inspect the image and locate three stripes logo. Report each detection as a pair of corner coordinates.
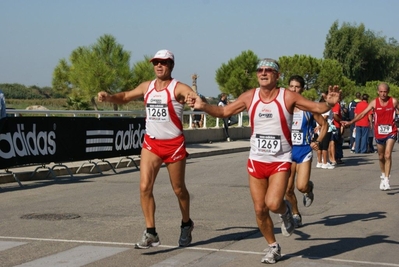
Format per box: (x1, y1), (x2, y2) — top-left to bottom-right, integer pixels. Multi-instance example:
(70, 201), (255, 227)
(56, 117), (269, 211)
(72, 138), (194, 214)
(85, 124), (145, 153)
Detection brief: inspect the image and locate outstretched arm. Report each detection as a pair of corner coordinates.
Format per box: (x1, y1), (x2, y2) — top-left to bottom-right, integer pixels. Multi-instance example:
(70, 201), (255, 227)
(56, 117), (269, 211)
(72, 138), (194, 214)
(343, 100), (375, 127)
(97, 82), (150, 104)
(294, 85), (341, 114)
(186, 91), (250, 118)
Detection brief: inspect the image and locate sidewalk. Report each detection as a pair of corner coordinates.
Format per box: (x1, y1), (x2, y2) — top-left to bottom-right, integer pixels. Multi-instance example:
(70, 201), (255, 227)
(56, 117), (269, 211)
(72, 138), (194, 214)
(0, 139), (250, 186)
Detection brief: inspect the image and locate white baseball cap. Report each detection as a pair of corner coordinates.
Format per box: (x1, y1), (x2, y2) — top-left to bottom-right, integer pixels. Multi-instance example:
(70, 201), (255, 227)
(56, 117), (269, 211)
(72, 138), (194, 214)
(150, 49), (174, 62)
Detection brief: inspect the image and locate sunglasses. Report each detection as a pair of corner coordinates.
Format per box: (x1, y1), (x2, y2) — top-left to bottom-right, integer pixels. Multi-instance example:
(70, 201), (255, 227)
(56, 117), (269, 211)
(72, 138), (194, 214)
(256, 68), (276, 74)
(152, 60), (169, 66)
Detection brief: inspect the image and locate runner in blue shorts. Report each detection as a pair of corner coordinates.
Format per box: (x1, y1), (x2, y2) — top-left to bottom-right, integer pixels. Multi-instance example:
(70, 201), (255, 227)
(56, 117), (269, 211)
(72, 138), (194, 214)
(285, 75), (328, 228)
(291, 146), (313, 164)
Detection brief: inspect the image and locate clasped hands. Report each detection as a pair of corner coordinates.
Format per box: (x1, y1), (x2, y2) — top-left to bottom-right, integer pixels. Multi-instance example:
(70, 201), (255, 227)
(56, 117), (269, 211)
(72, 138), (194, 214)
(186, 93), (202, 109)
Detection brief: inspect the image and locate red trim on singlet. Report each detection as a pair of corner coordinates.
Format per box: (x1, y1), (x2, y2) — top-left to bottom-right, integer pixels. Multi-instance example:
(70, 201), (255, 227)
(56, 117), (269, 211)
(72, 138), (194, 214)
(249, 88), (292, 146)
(248, 89), (256, 135)
(165, 81), (183, 132)
(274, 97), (292, 146)
(145, 79), (183, 132)
(249, 102), (257, 136)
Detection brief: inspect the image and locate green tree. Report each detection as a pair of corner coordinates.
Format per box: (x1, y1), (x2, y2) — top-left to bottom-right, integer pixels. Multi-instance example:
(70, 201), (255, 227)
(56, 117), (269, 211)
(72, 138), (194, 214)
(52, 34), (134, 110)
(324, 21), (399, 86)
(52, 59), (71, 96)
(278, 55), (321, 89)
(324, 21), (368, 85)
(338, 76), (357, 103)
(278, 56), (354, 101)
(65, 89), (90, 110)
(0, 83), (56, 99)
(131, 55), (155, 89)
(363, 81), (399, 99)
(215, 50), (259, 98)
(381, 38), (399, 85)
(317, 59), (343, 92)
(302, 88), (319, 101)
(1, 83), (30, 99)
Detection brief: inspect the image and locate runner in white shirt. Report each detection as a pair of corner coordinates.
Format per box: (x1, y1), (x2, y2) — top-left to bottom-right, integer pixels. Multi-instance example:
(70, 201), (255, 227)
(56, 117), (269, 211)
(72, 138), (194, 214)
(98, 49), (195, 249)
(187, 58), (341, 264)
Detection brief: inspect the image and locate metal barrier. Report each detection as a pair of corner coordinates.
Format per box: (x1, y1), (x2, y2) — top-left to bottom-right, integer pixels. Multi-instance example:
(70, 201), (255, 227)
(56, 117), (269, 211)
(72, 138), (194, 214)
(6, 109), (248, 129)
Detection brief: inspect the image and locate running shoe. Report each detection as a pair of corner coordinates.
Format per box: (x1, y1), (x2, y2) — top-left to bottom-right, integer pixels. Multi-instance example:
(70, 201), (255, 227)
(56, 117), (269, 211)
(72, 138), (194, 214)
(379, 177), (385, 190)
(261, 244), (281, 264)
(279, 200), (295, 237)
(316, 162), (323, 168)
(303, 181), (314, 207)
(293, 213), (303, 228)
(383, 178), (391, 191)
(178, 222), (194, 247)
(135, 231), (160, 249)
(321, 163), (335, 169)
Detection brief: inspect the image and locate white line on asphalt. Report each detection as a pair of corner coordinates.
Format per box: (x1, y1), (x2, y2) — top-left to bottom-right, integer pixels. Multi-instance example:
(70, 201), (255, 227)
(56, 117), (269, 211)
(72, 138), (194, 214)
(0, 241), (26, 251)
(0, 235), (135, 247)
(1, 236), (398, 267)
(13, 245), (129, 267)
(149, 251), (209, 267)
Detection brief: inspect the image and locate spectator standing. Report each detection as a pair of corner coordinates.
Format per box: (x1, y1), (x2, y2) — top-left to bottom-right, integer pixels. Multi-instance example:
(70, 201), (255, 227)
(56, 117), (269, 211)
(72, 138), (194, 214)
(368, 111), (376, 153)
(354, 94), (370, 153)
(317, 103), (336, 170)
(191, 108), (203, 128)
(0, 89), (6, 118)
(348, 92), (361, 152)
(314, 121), (323, 167)
(332, 100), (344, 164)
(192, 95), (207, 128)
(97, 49), (195, 248)
(218, 93), (231, 141)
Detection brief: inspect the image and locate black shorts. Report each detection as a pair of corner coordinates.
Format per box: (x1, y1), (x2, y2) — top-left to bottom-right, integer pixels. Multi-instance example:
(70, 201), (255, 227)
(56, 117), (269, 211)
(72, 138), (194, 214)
(320, 132), (332, 150)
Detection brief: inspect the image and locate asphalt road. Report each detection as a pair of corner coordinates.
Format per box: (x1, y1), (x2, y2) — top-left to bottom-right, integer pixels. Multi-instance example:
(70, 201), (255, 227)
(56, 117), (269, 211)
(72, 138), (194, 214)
(0, 148), (398, 267)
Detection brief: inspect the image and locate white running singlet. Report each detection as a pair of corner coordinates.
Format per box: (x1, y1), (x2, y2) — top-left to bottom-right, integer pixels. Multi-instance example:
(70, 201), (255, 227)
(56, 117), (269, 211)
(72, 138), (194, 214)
(248, 87), (293, 163)
(144, 79), (184, 139)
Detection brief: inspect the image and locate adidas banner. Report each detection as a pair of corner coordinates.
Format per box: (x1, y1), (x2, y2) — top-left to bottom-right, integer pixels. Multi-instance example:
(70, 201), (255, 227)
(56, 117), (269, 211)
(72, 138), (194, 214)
(0, 117), (145, 169)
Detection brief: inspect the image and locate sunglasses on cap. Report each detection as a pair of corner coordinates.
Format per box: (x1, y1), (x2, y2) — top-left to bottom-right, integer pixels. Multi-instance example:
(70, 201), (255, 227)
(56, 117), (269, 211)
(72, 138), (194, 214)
(256, 68), (276, 74)
(152, 60), (170, 66)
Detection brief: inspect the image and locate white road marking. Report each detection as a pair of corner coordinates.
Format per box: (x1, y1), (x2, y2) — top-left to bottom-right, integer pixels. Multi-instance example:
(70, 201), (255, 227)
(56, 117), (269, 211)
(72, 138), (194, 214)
(0, 241), (27, 251)
(149, 251), (209, 267)
(1, 236), (398, 267)
(13, 245), (129, 267)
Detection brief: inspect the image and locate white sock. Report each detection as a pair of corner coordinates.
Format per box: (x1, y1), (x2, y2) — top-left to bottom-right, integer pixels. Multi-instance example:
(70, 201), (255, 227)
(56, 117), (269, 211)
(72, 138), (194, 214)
(269, 242), (278, 247)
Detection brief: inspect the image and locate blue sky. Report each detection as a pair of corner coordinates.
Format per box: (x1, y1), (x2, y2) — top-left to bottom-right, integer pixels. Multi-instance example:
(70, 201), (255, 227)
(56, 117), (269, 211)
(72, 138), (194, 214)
(1, 0), (398, 98)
